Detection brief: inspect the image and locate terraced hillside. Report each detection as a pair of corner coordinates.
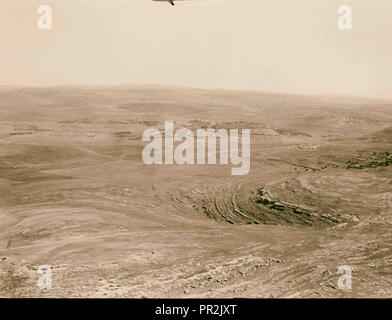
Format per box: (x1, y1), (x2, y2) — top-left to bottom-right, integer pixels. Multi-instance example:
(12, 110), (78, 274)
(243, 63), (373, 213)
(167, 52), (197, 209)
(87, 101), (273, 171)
(0, 86), (391, 297)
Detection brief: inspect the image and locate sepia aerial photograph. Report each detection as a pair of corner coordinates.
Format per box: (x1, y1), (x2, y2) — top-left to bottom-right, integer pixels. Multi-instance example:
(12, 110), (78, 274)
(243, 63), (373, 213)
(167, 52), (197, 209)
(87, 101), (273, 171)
(0, 0), (391, 303)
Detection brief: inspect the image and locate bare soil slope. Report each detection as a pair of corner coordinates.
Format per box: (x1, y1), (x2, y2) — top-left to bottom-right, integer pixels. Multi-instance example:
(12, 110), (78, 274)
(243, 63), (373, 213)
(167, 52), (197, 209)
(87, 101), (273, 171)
(0, 86), (391, 297)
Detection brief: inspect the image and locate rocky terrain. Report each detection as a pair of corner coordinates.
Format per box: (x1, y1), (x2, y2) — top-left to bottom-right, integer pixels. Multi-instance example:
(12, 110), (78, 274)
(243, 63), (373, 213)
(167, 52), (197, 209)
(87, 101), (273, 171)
(0, 85), (391, 297)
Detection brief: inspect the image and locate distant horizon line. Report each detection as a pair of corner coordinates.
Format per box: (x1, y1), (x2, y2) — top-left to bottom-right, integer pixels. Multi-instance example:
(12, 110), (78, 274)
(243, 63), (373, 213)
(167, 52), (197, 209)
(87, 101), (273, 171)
(0, 83), (391, 102)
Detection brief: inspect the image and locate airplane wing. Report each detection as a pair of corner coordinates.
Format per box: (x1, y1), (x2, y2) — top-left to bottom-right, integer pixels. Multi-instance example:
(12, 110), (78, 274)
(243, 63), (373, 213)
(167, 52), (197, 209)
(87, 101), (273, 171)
(153, 0), (213, 6)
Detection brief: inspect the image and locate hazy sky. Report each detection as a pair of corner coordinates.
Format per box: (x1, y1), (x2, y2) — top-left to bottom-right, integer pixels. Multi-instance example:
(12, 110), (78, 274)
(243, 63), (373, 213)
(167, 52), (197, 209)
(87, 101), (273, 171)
(1, 0), (392, 98)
